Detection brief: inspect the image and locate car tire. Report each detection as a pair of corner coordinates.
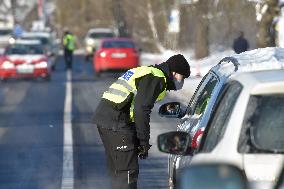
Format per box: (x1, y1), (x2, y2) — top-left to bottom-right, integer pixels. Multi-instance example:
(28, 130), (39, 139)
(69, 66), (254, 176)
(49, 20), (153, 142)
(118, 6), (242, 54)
(94, 70), (101, 78)
(95, 72), (101, 78)
(0, 78), (7, 82)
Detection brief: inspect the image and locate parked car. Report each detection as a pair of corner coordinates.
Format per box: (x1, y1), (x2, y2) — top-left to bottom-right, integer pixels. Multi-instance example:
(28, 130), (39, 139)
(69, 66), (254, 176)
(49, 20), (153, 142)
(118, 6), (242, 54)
(21, 31), (59, 69)
(93, 38), (140, 75)
(157, 47), (284, 189)
(84, 28), (116, 60)
(0, 39), (52, 81)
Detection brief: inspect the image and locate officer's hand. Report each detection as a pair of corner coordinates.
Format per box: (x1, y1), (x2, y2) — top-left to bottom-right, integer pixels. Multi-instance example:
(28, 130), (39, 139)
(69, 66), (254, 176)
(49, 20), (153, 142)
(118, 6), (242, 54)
(138, 144), (152, 159)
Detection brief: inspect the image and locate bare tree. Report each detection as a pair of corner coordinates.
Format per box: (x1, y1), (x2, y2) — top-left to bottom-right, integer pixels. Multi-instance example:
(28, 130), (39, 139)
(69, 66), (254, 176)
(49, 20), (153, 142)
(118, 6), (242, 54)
(194, 0), (209, 59)
(112, 0), (129, 37)
(256, 0), (279, 47)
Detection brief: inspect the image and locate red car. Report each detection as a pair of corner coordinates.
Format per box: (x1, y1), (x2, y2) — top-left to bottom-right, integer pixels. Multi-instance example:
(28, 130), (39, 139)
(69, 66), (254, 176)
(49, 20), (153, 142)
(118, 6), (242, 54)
(93, 38), (140, 74)
(0, 40), (51, 81)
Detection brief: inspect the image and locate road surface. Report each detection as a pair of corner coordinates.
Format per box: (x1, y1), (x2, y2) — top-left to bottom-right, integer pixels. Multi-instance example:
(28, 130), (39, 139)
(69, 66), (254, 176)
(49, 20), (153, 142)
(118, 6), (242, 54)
(0, 55), (188, 189)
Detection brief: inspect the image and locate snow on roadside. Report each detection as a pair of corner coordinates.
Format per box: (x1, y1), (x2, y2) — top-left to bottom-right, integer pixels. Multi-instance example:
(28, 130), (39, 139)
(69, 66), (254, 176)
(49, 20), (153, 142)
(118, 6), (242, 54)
(140, 48), (235, 102)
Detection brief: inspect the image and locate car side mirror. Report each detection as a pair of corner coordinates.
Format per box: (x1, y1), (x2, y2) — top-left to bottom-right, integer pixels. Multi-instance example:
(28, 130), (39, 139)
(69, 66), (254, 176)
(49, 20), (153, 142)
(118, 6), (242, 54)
(157, 131), (192, 155)
(179, 163), (249, 189)
(159, 102), (183, 118)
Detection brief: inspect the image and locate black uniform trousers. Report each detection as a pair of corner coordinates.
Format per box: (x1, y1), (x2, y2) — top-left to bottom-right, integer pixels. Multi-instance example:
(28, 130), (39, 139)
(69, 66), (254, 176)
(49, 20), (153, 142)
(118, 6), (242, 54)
(98, 125), (139, 189)
(64, 49), (73, 69)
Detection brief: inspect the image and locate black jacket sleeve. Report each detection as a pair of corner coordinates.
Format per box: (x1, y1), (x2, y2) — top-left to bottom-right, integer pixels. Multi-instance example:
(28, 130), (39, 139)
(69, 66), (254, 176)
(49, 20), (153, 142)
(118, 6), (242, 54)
(134, 74), (166, 145)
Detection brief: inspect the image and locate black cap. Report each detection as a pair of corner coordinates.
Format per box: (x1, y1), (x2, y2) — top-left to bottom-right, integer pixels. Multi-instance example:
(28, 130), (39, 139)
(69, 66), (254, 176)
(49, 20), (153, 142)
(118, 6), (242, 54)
(166, 54), (191, 78)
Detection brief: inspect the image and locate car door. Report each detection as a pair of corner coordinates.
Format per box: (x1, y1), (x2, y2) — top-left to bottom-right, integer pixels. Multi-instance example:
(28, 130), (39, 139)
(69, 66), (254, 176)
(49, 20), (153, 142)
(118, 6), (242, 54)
(192, 80), (243, 157)
(169, 72), (220, 186)
(177, 72), (220, 160)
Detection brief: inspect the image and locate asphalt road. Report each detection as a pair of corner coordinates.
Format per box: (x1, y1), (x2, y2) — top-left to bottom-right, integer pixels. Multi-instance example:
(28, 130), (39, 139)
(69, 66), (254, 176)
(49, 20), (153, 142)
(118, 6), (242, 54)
(0, 55), (181, 189)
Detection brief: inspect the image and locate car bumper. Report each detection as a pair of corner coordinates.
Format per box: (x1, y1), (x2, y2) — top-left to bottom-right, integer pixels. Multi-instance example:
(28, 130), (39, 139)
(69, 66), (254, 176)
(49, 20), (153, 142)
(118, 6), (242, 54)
(0, 68), (50, 79)
(94, 57), (139, 71)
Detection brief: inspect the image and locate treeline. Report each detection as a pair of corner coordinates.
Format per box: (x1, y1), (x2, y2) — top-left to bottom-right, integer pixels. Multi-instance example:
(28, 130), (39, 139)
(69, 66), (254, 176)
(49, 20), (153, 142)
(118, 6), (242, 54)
(54, 0), (279, 58)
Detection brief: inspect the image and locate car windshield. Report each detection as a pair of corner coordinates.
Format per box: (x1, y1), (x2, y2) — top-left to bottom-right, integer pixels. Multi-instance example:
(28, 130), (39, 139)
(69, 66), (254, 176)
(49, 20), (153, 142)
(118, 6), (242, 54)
(89, 32), (114, 39)
(102, 40), (135, 48)
(22, 36), (50, 45)
(0, 29), (12, 35)
(242, 94), (284, 153)
(5, 44), (45, 55)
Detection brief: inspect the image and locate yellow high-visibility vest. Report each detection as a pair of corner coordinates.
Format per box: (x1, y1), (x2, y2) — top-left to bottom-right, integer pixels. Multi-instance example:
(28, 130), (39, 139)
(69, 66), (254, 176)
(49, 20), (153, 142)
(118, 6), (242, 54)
(63, 34), (75, 51)
(102, 66), (167, 121)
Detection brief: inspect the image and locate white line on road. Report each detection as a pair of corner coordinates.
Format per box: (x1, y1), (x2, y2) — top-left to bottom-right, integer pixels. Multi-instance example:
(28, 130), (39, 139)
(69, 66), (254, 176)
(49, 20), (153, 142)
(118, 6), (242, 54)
(61, 70), (74, 189)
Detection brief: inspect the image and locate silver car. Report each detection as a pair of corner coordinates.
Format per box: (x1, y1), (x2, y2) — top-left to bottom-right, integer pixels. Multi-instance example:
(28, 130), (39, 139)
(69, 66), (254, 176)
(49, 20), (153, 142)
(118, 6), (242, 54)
(158, 47), (284, 189)
(84, 28), (116, 59)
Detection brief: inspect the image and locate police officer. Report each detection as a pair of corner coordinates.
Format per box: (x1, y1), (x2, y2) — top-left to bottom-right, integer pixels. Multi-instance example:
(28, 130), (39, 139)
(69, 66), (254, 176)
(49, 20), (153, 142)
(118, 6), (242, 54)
(63, 31), (75, 70)
(93, 54), (191, 189)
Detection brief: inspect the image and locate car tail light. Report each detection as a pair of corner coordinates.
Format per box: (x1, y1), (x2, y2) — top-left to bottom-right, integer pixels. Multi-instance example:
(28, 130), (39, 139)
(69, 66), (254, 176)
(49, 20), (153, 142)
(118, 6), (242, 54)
(191, 128), (204, 149)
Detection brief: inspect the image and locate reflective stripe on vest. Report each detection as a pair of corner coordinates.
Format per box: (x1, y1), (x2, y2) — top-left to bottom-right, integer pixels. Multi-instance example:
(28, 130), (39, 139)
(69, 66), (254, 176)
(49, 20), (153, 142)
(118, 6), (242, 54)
(102, 66), (167, 121)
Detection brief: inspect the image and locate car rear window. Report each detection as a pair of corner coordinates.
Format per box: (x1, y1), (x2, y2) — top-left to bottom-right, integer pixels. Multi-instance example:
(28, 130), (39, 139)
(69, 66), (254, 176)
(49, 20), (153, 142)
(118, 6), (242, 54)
(0, 29), (12, 35)
(22, 37), (50, 45)
(89, 32), (114, 39)
(239, 94), (284, 153)
(102, 41), (135, 48)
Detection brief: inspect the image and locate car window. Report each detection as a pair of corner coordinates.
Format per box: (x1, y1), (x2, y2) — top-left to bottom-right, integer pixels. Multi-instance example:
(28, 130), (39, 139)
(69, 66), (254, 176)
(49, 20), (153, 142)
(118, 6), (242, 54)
(199, 81), (243, 153)
(102, 41), (135, 48)
(5, 45), (26, 54)
(5, 44), (44, 55)
(238, 94), (284, 153)
(0, 29), (12, 35)
(185, 73), (213, 115)
(193, 77), (218, 116)
(89, 32), (114, 38)
(28, 45), (45, 54)
(22, 37), (50, 45)
(37, 37), (50, 45)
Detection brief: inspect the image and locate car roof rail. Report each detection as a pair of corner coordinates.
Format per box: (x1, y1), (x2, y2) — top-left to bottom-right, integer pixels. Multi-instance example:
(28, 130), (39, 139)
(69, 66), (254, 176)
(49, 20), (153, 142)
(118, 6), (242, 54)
(217, 57), (240, 72)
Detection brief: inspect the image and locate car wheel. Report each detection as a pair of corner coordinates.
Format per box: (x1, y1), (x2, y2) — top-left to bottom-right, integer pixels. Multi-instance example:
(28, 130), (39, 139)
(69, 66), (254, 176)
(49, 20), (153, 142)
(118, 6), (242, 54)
(95, 70), (101, 78)
(0, 78), (7, 82)
(95, 72), (101, 78)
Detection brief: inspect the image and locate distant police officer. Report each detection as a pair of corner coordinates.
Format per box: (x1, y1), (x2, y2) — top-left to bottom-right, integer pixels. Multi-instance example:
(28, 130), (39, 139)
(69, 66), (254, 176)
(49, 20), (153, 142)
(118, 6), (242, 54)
(232, 31), (249, 54)
(93, 54), (191, 189)
(63, 31), (75, 70)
